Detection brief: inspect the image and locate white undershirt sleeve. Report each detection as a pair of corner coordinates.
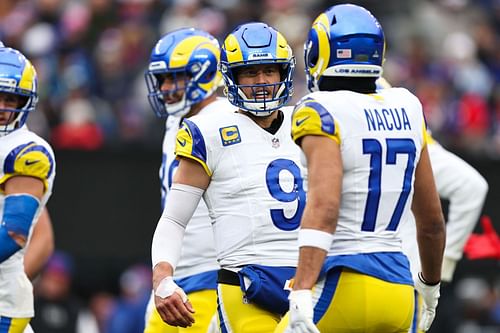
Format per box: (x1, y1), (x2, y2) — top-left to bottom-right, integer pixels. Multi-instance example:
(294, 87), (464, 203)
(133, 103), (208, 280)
(151, 183), (205, 269)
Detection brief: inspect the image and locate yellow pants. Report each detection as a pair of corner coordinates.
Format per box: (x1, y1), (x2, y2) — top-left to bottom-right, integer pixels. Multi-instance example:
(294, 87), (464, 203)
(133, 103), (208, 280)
(0, 317), (30, 333)
(409, 291), (425, 333)
(275, 269), (414, 333)
(144, 289), (217, 333)
(217, 284), (282, 333)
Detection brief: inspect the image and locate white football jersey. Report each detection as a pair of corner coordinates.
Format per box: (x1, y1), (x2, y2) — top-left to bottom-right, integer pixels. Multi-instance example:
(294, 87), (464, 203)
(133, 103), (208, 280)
(400, 137), (488, 280)
(159, 98), (230, 278)
(292, 88), (427, 256)
(175, 106), (306, 269)
(0, 126), (56, 318)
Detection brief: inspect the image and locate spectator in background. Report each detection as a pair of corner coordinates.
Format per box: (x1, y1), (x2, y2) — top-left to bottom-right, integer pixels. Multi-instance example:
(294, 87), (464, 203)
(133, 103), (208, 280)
(88, 291), (116, 333)
(106, 264), (151, 333)
(31, 251), (99, 333)
(50, 97), (104, 150)
(0, 0), (496, 155)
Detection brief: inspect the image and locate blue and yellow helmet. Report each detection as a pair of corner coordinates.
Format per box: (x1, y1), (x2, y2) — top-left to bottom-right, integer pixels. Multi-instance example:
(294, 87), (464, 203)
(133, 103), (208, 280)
(304, 4), (385, 91)
(220, 22), (295, 116)
(0, 47), (38, 136)
(145, 28), (221, 118)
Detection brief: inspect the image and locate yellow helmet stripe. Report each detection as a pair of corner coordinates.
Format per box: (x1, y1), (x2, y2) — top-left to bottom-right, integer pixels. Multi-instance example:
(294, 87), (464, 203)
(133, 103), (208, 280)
(223, 34), (244, 64)
(311, 13), (330, 79)
(19, 59), (36, 92)
(276, 32), (292, 59)
(169, 36), (213, 68)
(198, 71), (222, 93)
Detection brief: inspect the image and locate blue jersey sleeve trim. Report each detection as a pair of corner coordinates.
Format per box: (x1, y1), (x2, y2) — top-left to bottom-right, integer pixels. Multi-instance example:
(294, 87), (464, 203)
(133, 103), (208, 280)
(183, 119), (208, 163)
(4, 141), (54, 178)
(304, 99), (335, 135)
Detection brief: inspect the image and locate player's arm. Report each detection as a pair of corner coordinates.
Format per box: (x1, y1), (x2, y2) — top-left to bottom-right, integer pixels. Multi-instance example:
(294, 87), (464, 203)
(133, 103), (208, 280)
(151, 156), (210, 327)
(428, 144), (488, 281)
(287, 133), (339, 333)
(412, 145), (446, 331)
(412, 145), (445, 284)
(24, 207), (54, 280)
(291, 98), (340, 290)
(1, 176), (44, 262)
(293, 134), (340, 290)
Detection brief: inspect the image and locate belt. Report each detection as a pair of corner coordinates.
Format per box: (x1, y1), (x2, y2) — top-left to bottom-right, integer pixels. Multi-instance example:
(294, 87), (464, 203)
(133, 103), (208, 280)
(217, 269), (240, 286)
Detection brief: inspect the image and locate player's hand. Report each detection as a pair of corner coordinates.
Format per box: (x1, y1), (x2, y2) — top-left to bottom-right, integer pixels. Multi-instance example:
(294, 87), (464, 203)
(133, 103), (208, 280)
(154, 276), (195, 327)
(414, 273), (440, 331)
(288, 290), (320, 333)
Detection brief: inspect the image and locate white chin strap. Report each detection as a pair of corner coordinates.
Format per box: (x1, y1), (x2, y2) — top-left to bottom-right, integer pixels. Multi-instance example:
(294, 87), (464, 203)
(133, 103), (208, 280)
(164, 94), (189, 117)
(238, 83), (286, 116)
(0, 113), (22, 136)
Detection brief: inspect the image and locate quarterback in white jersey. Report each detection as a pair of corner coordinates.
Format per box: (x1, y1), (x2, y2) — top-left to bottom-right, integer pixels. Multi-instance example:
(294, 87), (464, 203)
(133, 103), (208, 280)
(277, 5), (445, 333)
(0, 47), (56, 332)
(151, 22), (305, 332)
(144, 28), (227, 333)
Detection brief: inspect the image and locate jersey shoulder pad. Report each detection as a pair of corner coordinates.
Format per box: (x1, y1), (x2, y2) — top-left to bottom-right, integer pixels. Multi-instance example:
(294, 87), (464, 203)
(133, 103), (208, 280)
(175, 118), (211, 176)
(1, 141), (55, 189)
(291, 96), (340, 144)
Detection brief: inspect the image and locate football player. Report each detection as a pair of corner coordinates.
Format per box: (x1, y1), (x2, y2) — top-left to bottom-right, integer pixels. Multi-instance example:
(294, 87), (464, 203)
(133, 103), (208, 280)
(375, 78), (490, 332)
(0, 47), (56, 333)
(150, 22), (305, 332)
(277, 4), (445, 333)
(144, 28), (230, 333)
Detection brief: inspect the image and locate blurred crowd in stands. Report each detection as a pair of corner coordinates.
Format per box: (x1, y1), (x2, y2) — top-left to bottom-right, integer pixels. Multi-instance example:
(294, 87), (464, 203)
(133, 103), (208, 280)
(0, 0), (498, 156)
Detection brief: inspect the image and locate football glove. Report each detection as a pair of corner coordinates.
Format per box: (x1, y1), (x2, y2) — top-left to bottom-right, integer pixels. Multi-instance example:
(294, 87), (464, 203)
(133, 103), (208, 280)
(288, 290), (320, 333)
(414, 273), (440, 331)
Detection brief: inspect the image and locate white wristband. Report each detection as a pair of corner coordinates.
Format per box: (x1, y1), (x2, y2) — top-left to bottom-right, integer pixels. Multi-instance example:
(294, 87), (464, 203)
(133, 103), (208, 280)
(298, 229), (333, 252)
(154, 276), (188, 303)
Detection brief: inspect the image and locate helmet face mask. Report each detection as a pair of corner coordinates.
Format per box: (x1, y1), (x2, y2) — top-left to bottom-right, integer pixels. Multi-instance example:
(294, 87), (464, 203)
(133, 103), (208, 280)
(147, 70), (190, 116)
(220, 22), (295, 116)
(0, 47), (38, 136)
(304, 4), (385, 92)
(145, 28), (222, 118)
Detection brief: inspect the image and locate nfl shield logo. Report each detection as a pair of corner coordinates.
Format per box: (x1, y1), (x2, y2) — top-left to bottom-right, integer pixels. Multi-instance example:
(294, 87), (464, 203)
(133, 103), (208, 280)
(272, 137), (280, 148)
